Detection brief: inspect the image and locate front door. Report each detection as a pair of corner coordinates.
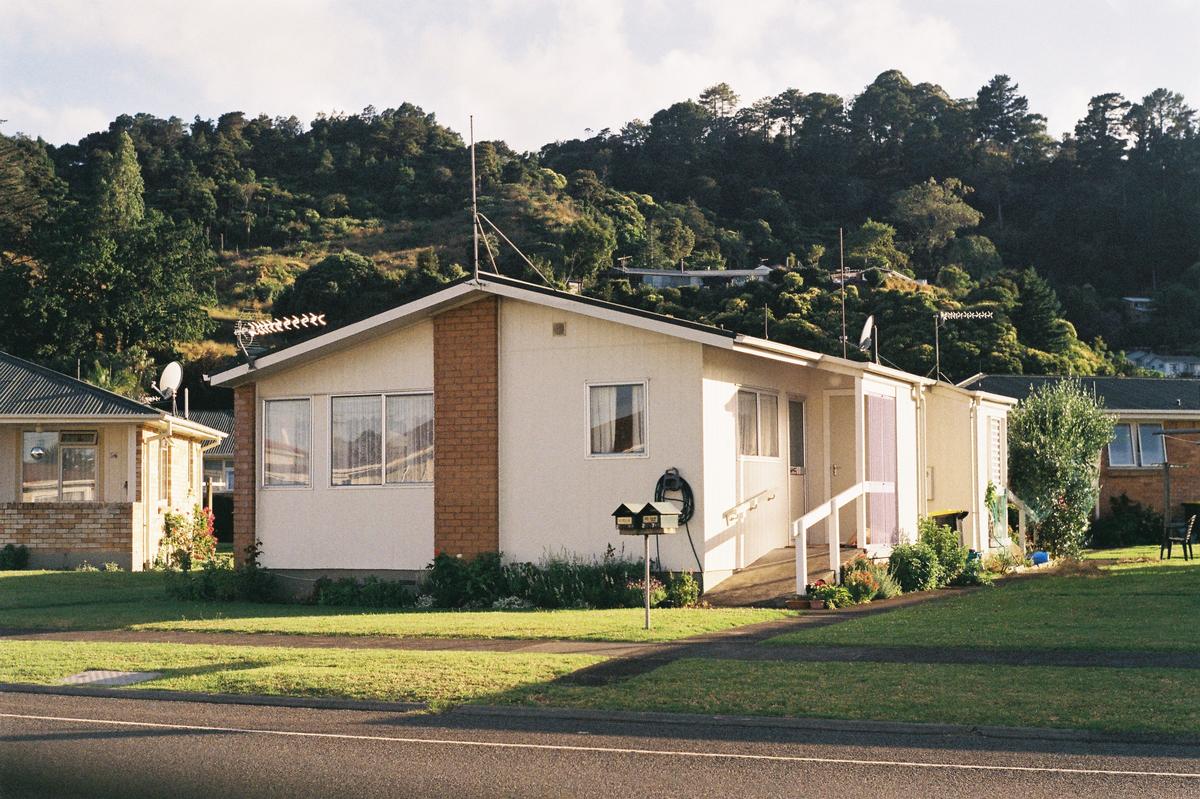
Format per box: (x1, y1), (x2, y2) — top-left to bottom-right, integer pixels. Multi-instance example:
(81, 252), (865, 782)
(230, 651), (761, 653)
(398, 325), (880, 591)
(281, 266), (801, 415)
(788, 399), (807, 546)
(827, 392), (857, 545)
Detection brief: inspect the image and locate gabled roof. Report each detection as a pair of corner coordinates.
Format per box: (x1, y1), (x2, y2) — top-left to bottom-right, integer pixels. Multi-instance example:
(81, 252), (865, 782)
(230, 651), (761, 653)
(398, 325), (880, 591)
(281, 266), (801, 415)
(210, 271), (966, 394)
(959, 374), (1200, 412)
(188, 409), (234, 456)
(0, 351), (160, 418)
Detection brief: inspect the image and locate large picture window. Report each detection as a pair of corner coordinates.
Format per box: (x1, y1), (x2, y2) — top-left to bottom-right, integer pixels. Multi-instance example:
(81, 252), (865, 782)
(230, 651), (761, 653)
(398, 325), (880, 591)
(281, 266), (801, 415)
(1109, 422), (1166, 467)
(737, 389), (779, 457)
(22, 431), (97, 502)
(264, 399), (311, 486)
(589, 383), (646, 456)
(330, 393), (434, 486)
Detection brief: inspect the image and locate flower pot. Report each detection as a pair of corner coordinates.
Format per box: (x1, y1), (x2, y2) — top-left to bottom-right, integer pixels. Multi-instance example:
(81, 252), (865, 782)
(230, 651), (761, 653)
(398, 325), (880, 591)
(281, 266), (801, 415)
(808, 599), (826, 610)
(784, 598), (806, 610)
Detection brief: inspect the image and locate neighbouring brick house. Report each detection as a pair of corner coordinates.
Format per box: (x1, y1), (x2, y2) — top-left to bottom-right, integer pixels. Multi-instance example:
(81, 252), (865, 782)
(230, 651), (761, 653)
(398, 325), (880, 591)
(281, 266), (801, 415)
(960, 375), (1200, 522)
(211, 272), (1013, 592)
(0, 352), (225, 570)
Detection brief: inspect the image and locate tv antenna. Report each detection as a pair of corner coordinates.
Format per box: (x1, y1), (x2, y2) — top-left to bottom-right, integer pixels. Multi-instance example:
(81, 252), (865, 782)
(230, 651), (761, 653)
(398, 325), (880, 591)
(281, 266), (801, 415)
(857, 314), (877, 364)
(151, 361), (183, 415)
(839, 227), (847, 359)
(934, 309), (994, 383)
(466, 117), (553, 289)
(234, 313), (327, 369)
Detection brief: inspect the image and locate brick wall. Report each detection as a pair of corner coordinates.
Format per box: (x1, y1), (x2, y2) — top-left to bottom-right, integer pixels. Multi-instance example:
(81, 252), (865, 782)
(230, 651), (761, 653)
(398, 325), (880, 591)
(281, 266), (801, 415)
(0, 502), (136, 569)
(1099, 420), (1200, 519)
(433, 296), (500, 557)
(233, 383), (257, 565)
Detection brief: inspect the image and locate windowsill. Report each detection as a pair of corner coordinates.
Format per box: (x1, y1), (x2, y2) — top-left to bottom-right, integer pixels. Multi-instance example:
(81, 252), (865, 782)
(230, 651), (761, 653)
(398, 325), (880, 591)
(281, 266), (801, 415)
(586, 452), (650, 460)
(1107, 466), (1165, 473)
(327, 482), (434, 490)
(738, 455), (783, 463)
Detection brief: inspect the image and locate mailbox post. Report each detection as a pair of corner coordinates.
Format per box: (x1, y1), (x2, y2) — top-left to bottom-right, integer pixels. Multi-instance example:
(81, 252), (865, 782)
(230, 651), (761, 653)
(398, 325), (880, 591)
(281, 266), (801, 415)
(612, 501), (681, 630)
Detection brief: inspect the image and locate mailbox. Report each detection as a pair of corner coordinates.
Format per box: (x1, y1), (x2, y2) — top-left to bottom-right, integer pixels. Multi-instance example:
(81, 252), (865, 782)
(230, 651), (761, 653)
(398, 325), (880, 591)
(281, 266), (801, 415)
(612, 502), (645, 533)
(638, 502), (680, 533)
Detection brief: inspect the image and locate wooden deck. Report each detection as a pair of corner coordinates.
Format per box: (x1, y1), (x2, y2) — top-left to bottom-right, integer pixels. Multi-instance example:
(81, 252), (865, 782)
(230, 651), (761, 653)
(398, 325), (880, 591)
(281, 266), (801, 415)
(704, 545), (864, 607)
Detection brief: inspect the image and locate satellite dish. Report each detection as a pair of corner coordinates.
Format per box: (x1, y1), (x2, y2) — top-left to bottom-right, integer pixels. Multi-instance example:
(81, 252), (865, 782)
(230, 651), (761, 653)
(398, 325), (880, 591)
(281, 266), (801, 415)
(857, 315), (875, 352)
(153, 361), (183, 400)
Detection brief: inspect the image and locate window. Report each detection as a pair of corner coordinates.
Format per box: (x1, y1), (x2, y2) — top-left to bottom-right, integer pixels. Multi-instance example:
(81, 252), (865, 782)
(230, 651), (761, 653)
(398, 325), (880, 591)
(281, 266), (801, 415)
(1138, 424), (1166, 466)
(331, 395), (383, 486)
(264, 399), (311, 486)
(330, 393), (434, 485)
(737, 389), (780, 457)
(788, 399), (806, 470)
(987, 416), (1006, 486)
(589, 383), (646, 456)
(159, 440), (169, 502)
(387, 394), (434, 483)
(204, 458), (234, 491)
(1109, 424), (1135, 466)
(1108, 422), (1166, 467)
(21, 431), (97, 502)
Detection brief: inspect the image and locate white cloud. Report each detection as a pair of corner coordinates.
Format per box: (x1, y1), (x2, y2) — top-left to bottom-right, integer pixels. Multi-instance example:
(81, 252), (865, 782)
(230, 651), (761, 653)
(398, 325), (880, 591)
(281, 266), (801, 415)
(3, 0), (1195, 149)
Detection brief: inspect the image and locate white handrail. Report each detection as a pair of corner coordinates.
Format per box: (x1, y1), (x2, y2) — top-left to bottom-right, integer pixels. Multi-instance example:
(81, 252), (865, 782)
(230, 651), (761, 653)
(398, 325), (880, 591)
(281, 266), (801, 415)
(722, 488), (776, 525)
(791, 480), (894, 594)
(1006, 489), (1031, 554)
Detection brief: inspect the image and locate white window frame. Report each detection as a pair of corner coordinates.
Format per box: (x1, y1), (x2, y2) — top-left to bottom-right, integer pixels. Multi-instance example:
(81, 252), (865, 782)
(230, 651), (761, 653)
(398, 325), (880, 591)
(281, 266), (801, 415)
(1108, 421), (1167, 469)
(328, 391), (435, 489)
(585, 380), (649, 459)
(261, 397), (313, 490)
(737, 387), (781, 461)
(21, 430), (99, 503)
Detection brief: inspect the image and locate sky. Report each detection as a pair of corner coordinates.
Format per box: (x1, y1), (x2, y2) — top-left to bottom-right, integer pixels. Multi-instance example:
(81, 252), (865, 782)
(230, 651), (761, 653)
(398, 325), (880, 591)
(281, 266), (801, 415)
(2, 0), (1198, 150)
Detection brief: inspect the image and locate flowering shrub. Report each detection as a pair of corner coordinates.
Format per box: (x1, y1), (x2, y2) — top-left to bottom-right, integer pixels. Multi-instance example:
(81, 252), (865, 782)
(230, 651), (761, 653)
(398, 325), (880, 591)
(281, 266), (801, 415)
(624, 576), (668, 608)
(157, 505), (217, 570)
(844, 570), (879, 604)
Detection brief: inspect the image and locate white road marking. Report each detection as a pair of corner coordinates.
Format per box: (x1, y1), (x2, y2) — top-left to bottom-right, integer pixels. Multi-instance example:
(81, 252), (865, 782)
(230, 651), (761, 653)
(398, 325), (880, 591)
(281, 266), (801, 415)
(2, 711), (1196, 779)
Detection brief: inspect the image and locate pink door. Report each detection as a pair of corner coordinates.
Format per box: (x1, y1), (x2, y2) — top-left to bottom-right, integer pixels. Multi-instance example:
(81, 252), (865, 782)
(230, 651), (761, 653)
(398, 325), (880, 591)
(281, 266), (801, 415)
(865, 394), (898, 546)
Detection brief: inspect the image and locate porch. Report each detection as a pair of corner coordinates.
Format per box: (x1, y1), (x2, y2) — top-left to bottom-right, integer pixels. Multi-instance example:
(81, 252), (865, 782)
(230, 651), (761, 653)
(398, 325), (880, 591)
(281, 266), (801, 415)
(704, 545), (865, 607)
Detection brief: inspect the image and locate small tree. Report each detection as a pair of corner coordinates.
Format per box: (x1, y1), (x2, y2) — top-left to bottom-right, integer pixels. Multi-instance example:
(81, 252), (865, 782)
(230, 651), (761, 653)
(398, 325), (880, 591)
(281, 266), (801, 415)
(1008, 379), (1114, 558)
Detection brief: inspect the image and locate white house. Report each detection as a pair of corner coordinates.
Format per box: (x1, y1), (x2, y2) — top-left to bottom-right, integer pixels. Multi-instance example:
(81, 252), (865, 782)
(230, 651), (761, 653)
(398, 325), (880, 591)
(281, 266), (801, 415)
(211, 273), (1012, 594)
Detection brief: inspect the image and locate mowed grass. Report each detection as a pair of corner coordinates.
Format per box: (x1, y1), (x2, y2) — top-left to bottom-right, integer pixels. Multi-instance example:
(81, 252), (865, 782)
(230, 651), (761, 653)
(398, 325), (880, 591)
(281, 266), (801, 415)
(512, 658), (1200, 736)
(0, 571), (792, 642)
(766, 559), (1200, 652)
(1081, 544), (1163, 561)
(0, 640), (599, 706)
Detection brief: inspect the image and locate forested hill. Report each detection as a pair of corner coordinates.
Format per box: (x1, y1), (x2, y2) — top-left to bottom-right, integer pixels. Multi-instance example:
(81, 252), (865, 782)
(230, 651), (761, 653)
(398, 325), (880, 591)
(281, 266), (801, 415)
(3, 70), (1199, 402)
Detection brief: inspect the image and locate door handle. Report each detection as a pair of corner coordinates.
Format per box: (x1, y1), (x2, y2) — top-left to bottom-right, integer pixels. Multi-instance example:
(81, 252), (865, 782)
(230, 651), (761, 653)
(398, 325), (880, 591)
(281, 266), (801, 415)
(832, 465), (841, 476)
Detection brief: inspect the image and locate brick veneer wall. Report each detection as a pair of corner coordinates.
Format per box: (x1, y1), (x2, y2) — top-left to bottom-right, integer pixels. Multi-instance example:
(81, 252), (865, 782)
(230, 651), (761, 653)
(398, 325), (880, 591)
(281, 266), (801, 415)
(0, 502), (136, 569)
(1099, 420), (1200, 519)
(233, 383), (257, 565)
(433, 296), (500, 557)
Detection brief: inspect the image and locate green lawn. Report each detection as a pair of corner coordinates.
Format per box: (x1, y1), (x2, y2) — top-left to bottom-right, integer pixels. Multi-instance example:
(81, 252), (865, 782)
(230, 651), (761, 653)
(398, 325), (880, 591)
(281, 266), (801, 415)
(512, 658), (1200, 736)
(766, 559), (1200, 652)
(1081, 544), (1163, 560)
(0, 571), (792, 642)
(0, 640), (599, 707)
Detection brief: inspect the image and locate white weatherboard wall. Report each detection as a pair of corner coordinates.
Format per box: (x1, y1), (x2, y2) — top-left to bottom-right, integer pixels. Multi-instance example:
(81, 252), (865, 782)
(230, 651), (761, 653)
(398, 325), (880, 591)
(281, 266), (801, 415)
(253, 320), (435, 570)
(497, 298), (706, 572)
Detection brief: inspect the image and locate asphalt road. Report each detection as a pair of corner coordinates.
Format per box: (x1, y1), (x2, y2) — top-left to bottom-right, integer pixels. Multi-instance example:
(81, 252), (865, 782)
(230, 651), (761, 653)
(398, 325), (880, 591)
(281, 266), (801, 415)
(2, 691), (1199, 799)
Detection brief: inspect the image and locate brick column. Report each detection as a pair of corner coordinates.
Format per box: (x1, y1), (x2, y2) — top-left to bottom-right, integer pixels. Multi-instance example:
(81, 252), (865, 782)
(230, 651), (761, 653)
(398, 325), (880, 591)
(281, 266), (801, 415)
(232, 383), (257, 565)
(433, 296), (500, 557)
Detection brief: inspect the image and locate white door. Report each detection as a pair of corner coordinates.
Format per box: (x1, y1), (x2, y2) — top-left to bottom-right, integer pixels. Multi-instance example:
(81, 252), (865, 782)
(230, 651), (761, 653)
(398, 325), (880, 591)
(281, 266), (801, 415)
(788, 399), (807, 546)
(827, 393), (857, 545)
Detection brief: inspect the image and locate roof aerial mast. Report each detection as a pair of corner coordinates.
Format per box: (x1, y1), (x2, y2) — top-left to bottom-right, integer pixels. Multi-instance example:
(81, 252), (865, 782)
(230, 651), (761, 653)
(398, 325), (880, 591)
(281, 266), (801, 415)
(470, 114), (479, 282)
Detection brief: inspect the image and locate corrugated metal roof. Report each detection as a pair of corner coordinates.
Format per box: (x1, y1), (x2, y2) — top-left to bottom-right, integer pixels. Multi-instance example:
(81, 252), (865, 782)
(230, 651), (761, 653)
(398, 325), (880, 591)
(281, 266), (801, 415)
(960, 375), (1200, 412)
(188, 409), (234, 456)
(0, 351), (159, 417)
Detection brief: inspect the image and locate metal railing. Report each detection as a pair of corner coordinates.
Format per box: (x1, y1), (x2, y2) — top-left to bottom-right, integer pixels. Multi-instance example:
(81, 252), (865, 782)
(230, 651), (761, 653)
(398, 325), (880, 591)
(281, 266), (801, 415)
(722, 488), (776, 525)
(791, 480), (894, 593)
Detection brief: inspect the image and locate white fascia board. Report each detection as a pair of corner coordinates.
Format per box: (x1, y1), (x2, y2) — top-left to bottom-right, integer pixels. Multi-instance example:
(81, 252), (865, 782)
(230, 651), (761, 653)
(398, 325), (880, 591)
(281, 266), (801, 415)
(156, 415), (228, 441)
(1105, 410), (1200, 420)
(929, 382), (1019, 407)
(736, 334), (932, 387)
(210, 282), (481, 386)
(481, 281), (736, 348)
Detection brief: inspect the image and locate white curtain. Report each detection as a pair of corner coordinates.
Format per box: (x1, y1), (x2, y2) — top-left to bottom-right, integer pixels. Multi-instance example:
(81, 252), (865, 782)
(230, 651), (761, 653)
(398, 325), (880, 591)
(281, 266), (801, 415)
(386, 394), (434, 483)
(590, 385), (618, 454)
(590, 384), (644, 454)
(264, 399), (311, 486)
(332, 395), (382, 486)
(737, 390), (758, 456)
(759, 394), (779, 457)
